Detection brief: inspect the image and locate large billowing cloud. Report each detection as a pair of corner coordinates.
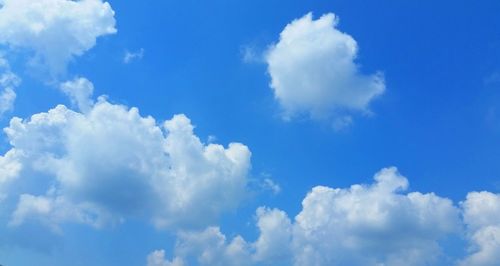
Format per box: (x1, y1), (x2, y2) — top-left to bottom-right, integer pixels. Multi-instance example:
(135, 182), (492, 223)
(0, 79), (252, 231)
(150, 168), (464, 266)
(290, 167), (460, 266)
(0, 0), (116, 74)
(265, 13), (385, 126)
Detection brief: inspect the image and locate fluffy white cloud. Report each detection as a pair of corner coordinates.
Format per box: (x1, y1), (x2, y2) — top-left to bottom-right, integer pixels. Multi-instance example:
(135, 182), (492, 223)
(0, 90), (251, 230)
(60, 77), (94, 113)
(265, 13), (385, 125)
(0, 150), (21, 202)
(0, 0), (116, 74)
(0, 57), (19, 116)
(252, 207), (292, 264)
(150, 167), (462, 266)
(459, 191), (500, 266)
(291, 167), (460, 266)
(0, 149), (21, 186)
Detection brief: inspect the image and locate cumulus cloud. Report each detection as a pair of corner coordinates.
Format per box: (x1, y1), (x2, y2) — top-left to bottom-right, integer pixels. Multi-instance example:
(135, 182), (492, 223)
(252, 207), (292, 263)
(0, 149), (21, 185)
(0, 150), (21, 202)
(0, 0), (116, 75)
(0, 57), (19, 116)
(459, 191), (500, 266)
(290, 167), (461, 266)
(0, 89), (252, 230)
(265, 13), (385, 125)
(149, 167), (463, 266)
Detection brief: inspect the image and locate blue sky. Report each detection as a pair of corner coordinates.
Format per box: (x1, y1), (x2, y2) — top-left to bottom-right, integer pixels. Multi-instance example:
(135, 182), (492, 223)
(1, 0), (500, 265)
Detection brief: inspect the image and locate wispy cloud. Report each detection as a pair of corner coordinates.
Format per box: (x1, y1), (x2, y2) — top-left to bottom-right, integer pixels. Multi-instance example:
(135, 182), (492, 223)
(123, 48), (145, 64)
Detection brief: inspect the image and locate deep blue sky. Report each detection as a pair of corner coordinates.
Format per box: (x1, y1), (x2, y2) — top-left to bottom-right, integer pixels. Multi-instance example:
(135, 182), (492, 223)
(2, 1), (500, 265)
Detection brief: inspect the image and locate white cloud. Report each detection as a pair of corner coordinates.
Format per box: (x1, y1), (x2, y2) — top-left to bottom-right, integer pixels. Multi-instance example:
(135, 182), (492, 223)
(0, 57), (19, 116)
(459, 191), (500, 266)
(0, 148), (22, 202)
(150, 167), (462, 266)
(150, 209), (291, 266)
(265, 13), (385, 125)
(124, 48), (145, 64)
(0, 91), (252, 230)
(0, 0), (116, 75)
(291, 167), (460, 266)
(147, 250), (185, 266)
(253, 207), (292, 263)
(8, 193), (110, 233)
(0, 149), (21, 186)
(174, 227), (252, 266)
(60, 77), (94, 113)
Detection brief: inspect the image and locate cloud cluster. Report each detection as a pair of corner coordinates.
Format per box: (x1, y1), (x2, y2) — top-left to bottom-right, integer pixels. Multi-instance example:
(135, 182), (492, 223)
(265, 13), (385, 126)
(0, 3), (497, 266)
(0, 0), (116, 74)
(149, 168), (475, 266)
(0, 83), (252, 230)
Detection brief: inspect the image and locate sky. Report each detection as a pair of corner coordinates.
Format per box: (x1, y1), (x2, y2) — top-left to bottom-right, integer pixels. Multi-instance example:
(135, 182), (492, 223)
(0, 0), (500, 265)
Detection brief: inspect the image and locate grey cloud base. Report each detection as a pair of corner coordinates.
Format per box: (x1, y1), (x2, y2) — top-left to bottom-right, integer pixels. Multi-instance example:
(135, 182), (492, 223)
(149, 168), (500, 266)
